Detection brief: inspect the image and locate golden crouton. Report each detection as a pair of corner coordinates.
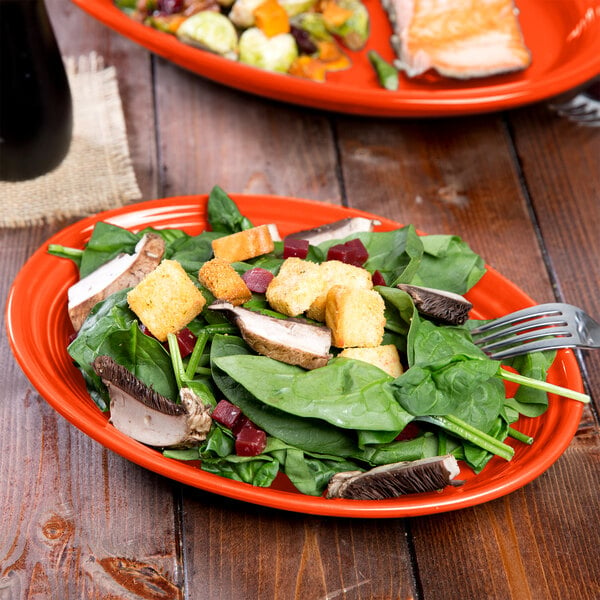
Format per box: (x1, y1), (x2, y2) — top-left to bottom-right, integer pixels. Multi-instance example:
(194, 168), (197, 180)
(339, 345), (403, 378)
(306, 260), (373, 322)
(211, 224), (274, 263)
(266, 257), (324, 317)
(198, 258), (252, 306)
(127, 259), (206, 342)
(326, 285), (385, 348)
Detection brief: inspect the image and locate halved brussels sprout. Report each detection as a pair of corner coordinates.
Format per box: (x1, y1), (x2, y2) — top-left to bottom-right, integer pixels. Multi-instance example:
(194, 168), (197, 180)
(177, 11), (239, 59)
(239, 27), (299, 73)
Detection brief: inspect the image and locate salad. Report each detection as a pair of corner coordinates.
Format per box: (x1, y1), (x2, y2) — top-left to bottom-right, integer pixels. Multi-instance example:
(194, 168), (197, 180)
(49, 187), (589, 500)
(114, 0), (380, 84)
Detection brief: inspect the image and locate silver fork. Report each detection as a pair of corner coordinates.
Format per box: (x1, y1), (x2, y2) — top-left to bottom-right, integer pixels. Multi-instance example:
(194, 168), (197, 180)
(548, 79), (600, 127)
(470, 303), (600, 360)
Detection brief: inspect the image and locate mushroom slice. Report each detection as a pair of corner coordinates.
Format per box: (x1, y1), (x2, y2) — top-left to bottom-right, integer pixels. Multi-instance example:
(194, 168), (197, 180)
(93, 355), (211, 448)
(68, 233), (166, 332)
(286, 217), (381, 246)
(208, 301), (332, 370)
(326, 455), (462, 500)
(396, 283), (473, 325)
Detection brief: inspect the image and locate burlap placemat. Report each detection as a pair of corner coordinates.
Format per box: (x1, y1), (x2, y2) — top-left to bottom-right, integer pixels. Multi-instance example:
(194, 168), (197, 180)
(0, 53), (141, 228)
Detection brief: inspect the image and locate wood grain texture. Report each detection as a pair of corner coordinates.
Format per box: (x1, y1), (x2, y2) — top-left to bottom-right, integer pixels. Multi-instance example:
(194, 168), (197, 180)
(508, 103), (600, 414)
(153, 61), (342, 202)
(181, 494), (415, 599)
(2, 1), (599, 597)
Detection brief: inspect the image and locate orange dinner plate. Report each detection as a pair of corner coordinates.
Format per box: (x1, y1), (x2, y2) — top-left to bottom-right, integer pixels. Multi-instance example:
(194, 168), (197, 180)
(71, 0), (600, 116)
(6, 196), (585, 517)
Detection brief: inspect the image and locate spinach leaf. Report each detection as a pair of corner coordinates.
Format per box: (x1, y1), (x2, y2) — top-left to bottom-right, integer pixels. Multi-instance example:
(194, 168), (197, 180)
(266, 437), (362, 496)
(391, 315), (505, 433)
(360, 432), (439, 465)
(378, 286), (418, 346)
(68, 290), (178, 409)
(165, 231), (222, 274)
(210, 335), (359, 457)
(281, 446), (360, 496)
(502, 351), (556, 417)
(407, 314), (490, 367)
(201, 454), (280, 487)
(213, 354), (413, 432)
(411, 234), (486, 294)
(462, 417), (509, 473)
(207, 185), (253, 233)
(79, 222), (141, 277)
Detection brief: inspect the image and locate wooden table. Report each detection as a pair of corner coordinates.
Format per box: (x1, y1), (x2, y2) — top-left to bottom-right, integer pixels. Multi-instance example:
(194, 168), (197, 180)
(2, 2), (599, 598)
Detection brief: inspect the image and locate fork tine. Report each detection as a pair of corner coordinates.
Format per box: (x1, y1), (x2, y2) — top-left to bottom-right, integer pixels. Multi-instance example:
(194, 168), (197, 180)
(477, 327), (573, 353)
(472, 316), (568, 344)
(486, 338), (577, 360)
(470, 303), (566, 334)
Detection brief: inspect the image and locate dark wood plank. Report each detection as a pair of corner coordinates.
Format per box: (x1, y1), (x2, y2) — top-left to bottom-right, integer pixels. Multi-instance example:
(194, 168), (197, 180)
(153, 59), (342, 201)
(180, 492), (416, 600)
(508, 103), (600, 413)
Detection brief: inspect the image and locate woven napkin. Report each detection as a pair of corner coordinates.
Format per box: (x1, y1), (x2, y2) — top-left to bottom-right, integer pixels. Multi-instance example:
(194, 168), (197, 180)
(0, 53), (141, 228)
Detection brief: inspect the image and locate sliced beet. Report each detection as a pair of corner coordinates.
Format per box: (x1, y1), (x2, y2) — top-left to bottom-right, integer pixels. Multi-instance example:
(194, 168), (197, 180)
(326, 238), (369, 267)
(395, 422), (420, 441)
(372, 270), (387, 287)
(211, 399), (243, 430)
(174, 327), (197, 358)
(232, 415), (250, 436)
(283, 238), (309, 259)
(343, 238), (368, 266)
(326, 243), (350, 263)
(242, 267), (274, 293)
(235, 421), (267, 456)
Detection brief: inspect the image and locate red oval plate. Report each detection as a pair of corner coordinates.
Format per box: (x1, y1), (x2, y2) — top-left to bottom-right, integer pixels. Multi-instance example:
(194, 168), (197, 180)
(71, 0), (600, 116)
(6, 196), (584, 517)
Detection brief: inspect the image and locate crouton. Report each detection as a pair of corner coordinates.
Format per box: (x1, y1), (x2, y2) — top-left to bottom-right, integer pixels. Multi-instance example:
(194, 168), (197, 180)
(127, 260), (206, 341)
(306, 260), (373, 322)
(211, 224), (274, 262)
(339, 345), (403, 378)
(326, 285), (385, 348)
(266, 257), (324, 317)
(198, 258), (252, 306)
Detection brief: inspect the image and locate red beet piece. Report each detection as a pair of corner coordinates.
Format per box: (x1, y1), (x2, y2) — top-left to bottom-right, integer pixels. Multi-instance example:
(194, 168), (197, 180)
(342, 238), (369, 266)
(283, 238), (309, 259)
(372, 270), (386, 286)
(242, 267), (274, 293)
(232, 415), (249, 436)
(211, 399), (243, 430)
(235, 421), (267, 456)
(142, 323), (196, 357)
(326, 238), (369, 267)
(395, 422), (420, 441)
(174, 328), (197, 358)
(326, 243), (350, 263)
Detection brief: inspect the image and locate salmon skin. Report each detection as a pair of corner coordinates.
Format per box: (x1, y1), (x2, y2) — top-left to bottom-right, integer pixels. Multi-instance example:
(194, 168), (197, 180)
(382, 0), (532, 79)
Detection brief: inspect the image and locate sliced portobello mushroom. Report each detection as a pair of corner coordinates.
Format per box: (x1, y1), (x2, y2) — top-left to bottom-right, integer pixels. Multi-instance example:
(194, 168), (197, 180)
(208, 301), (332, 370)
(68, 233), (166, 332)
(93, 355), (211, 448)
(396, 283), (473, 325)
(326, 455), (462, 500)
(286, 217), (381, 246)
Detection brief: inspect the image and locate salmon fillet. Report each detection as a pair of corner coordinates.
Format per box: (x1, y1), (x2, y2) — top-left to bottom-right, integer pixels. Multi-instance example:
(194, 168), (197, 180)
(383, 0), (531, 79)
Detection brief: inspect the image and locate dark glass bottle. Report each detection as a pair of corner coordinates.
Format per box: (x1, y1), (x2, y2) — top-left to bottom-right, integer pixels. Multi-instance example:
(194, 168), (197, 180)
(0, 0), (73, 181)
